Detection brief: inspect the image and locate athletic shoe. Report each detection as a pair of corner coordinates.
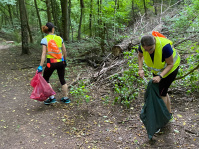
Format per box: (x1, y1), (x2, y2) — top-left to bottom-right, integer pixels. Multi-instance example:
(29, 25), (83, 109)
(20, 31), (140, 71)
(60, 97), (71, 103)
(169, 113), (175, 122)
(44, 98), (57, 105)
(155, 129), (160, 133)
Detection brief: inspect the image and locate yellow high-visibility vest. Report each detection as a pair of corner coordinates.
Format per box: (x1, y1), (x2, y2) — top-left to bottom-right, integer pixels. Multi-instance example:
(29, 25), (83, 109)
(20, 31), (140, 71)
(45, 34), (62, 59)
(141, 37), (180, 78)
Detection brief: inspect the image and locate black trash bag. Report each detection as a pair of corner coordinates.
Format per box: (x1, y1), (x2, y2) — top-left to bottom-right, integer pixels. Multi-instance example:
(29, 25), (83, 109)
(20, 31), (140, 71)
(140, 80), (171, 139)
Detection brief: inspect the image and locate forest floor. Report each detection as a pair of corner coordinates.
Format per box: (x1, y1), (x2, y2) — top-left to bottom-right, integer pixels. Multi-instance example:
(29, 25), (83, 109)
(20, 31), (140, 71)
(0, 38), (199, 149)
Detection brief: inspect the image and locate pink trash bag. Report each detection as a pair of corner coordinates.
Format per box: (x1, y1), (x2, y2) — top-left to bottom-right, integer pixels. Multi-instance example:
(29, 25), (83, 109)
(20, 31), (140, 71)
(30, 72), (56, 101)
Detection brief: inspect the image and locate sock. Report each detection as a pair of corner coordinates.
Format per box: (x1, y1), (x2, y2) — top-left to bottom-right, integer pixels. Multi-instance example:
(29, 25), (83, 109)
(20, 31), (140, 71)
(64, 97), (69, 100)
(50, 95), (54, 99)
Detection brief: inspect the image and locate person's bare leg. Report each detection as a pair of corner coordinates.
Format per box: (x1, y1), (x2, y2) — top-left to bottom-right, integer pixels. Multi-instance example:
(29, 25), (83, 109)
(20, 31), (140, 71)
(160, 95), (171, 113)
(48, 83), (55, 98)
(166, 93), (171, 113)
(62, 84), (69, 97)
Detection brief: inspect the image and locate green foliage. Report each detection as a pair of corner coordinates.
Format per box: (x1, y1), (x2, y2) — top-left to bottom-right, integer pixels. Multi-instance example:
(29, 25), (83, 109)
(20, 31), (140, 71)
(70, 80), (92, 104)
(101, 95), (111, 105)
(0, 0), (16, 5)
(167, 0), (199, 34)
(174, 40), (199, 92)
(161, 0), (199, 93)
(111, 48), (147, 108)
(177, 54), (199, 92)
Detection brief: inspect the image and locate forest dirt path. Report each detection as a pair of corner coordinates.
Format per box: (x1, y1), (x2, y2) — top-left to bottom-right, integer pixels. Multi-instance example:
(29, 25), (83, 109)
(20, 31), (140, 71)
(0, 40), (199, 149)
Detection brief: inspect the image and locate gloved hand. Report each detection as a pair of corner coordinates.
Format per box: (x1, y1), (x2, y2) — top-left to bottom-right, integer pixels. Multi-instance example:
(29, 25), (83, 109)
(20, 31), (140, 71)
(37, 66), (43, 72)
(63, 60), (67, 67)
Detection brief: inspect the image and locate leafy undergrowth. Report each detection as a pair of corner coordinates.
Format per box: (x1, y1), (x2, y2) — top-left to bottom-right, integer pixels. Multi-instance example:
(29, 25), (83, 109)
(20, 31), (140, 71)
(0, 40), (198, 148)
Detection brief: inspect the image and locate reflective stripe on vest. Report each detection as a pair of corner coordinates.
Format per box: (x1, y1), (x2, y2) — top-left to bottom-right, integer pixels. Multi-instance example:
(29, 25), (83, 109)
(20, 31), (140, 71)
(148, 51), (179, 73)
(142, 37), (180, 78)
(45, 35), (62, 59)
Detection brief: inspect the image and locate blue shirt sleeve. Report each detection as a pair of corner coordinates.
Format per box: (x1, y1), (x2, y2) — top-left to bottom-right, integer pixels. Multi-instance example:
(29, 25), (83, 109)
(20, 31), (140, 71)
(138, 44), (143, 53)
(162, 44), (173, 59)
(41, 36), (63, 46)
(40, 38), (47, 46)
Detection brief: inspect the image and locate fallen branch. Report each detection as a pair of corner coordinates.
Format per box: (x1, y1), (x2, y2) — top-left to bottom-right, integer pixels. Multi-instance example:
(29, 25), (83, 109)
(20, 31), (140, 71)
(173, 35), (197, 47)
(185, 129), (199, 136)
(161, 0), (183, 16)
(68, 73), (82, 87)
(111, 23), (164, 56)
(93, 60), (126, 84)
(175, 63), (199, 80)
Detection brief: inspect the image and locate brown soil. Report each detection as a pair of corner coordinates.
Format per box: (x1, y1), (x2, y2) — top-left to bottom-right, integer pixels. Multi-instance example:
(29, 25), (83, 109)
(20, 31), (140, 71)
(0, 40), (199, 149)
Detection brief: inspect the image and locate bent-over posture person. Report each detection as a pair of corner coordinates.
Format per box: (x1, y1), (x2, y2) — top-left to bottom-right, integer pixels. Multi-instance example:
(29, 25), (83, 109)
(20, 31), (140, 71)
(138, 33), (180, 121)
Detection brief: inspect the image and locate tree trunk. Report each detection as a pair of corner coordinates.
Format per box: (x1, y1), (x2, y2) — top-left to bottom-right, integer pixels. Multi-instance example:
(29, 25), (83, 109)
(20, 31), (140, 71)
(61, 0), (69, 42)
(69, 0), (72, 41)
(153, 0), (157, 15)
(68, 0), (71, 41)
(131, 0), (136, 23)
(97, 0), (105, 54)
(0, 6), (8, 26)
(69, 0), (73, 42)
(112, 24), (163, 56)
(24, 2), (33, 43)
(51, 0), (62, 37)
(143, 0), (147, 18)
(113, 0), (117, 37)
(46, 0), (52, 22)
(18, 0), (30, 55)
(34, 0), (42, 36)
(66, 0), (70, 42)
(89, 0), (93, 37)
(7, 5), (13, 27)
(78, 0), (84, 40)
(97, 0), (101, 37)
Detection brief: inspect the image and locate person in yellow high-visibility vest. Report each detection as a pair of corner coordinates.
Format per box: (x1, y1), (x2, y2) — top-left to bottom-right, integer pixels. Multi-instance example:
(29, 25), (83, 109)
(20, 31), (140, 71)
(37, 22), (70, 105)
(138, 34), (180, 121)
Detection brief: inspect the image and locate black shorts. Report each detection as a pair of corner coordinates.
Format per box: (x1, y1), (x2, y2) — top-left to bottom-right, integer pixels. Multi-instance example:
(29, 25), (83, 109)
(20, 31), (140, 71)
(154, 66), (179, 96)
(43, 62), (66, 85)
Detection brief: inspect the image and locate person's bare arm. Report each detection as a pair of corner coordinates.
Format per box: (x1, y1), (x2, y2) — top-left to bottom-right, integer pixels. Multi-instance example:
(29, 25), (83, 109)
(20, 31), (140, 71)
(138, 52), (144, 78)
(153, 55), (174, 83)
(62, 43), (67, 60)
(138, 52), (143, 69)
(39, 45), (47, 66)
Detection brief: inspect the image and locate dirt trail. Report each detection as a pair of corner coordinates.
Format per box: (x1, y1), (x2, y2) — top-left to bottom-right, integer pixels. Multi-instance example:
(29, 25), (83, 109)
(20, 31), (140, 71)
(0, 41), (80, 148)
(0, 41), (199, 149)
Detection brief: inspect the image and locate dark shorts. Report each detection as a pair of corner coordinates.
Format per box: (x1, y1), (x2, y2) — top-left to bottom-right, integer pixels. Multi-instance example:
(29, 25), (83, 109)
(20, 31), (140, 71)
(154, 66), (179, 96)
(43, 62), (66, 85)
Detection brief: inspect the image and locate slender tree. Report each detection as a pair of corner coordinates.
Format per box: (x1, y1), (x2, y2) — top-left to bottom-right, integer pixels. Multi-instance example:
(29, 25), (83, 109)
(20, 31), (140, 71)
(24, 3), (33, 43)
(78, 0), (84, 40)
(60, 0), (70, 42)
(7, 5), (13, 27)
(143, 0), (147, 18)
(50, 1), (62, 37)
(34, 0), (42, 35)
(89, 0), (93, 37)
(46, 0), (52, 22)
(0, 6), (9, 26)
(153, 0), (157, 15)
(69, 0), (72, 41)
(98, 0), (105, 53)
(131, 0), (136, 23)
(18, 0), (30, 54)
(113, 0), (117, 37)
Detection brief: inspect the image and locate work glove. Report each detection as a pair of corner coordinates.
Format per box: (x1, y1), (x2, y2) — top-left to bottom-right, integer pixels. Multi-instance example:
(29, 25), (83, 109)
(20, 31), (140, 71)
(63, 60), (67, 67)
(37, 66), (43, 72)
